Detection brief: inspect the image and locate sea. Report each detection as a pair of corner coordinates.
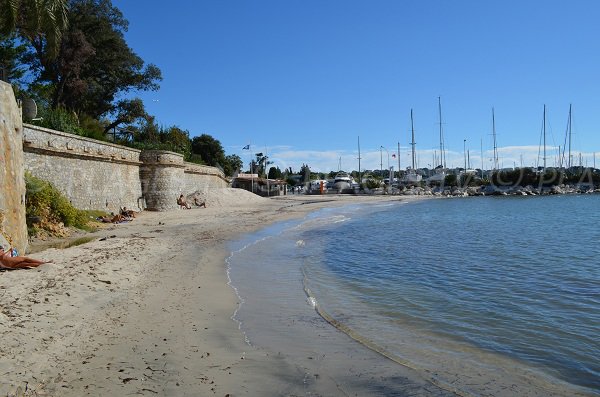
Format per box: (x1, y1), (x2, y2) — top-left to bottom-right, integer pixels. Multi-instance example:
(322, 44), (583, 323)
(227, 195), (599, 396)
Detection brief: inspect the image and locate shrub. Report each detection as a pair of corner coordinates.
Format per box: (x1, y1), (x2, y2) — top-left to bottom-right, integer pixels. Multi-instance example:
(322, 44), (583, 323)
(364, 178), (380, 189)
(25, 173), (89, 232)
(32, 107), (84, 135)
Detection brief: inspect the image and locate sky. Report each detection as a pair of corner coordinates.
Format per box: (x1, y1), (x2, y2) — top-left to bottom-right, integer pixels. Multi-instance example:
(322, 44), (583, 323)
(112, 0), (600, 173)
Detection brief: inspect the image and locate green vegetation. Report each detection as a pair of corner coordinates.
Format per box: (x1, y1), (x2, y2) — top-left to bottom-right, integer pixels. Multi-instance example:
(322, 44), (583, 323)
(2, 0), (241, 176)
(363, 178), (381, 190)
(64, 236), (96, 248)
(25, 173), (98, 236)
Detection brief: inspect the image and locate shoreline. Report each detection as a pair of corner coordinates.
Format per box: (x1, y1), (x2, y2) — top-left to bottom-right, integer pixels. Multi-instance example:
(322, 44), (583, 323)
(1, 193), (427, 396)
(226, 197), (597, 397)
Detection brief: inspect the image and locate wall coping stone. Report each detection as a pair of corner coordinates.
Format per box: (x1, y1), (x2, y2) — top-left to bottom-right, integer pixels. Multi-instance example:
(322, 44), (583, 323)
(23, 124), (142, 153)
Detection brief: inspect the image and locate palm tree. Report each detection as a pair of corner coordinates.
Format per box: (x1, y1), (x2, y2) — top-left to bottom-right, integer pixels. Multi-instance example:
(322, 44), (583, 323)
(0, 0), (68, 56)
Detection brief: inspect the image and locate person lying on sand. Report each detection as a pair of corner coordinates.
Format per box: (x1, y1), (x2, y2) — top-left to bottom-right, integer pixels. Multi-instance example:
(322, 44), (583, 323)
(0, 245), (51, 269)
(98, 213), (128, 223)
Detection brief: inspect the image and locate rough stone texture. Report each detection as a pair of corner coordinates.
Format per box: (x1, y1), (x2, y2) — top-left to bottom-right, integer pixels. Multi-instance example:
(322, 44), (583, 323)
(2, 86), (228, 245)
(140, 150), (185, 211)
(183, 162), (229, 195)
(0, 82), (28, 254)
(23, 125), (144, 212)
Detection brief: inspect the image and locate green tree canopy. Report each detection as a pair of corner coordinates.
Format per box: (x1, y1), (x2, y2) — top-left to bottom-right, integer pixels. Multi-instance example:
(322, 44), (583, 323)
(268, 166), (282, 179)
(0, 34), (28, 86)
(0, 0), (69, 57)
(224, 154), (243, 177)
(23, 0), (161, 118)
(191, 134), (226, 167)
(103, 97), (148, 134)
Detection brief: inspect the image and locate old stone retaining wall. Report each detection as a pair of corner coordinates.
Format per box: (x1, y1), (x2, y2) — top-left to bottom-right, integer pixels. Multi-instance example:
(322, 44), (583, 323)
(23, 125), (144, 212)
(0, 82), (28, 254)
(1, 80), (228, 252)
(23, 126), (229, 212)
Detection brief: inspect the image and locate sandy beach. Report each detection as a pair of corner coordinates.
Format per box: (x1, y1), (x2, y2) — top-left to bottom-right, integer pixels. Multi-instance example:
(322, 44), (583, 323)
(1, 190), (449, 397)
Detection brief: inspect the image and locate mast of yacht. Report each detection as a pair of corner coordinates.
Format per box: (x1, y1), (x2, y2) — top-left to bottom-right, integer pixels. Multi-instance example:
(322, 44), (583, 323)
(357, 136), (362, 184)
(543, 104), (547, 171)
(438, 97), (446, 168)
(492, 108), (499, 170)
(411, 109), (416, 171)
(480, 138), (484, 178)
(568, 104), (572, 169)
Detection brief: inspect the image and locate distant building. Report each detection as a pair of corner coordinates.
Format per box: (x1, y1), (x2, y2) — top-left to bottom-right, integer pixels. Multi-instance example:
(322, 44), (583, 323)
(232, 174), (287, 197)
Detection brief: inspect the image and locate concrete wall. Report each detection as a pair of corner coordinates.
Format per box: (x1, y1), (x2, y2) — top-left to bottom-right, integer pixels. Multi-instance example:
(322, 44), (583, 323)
(0, 82), (28, 254)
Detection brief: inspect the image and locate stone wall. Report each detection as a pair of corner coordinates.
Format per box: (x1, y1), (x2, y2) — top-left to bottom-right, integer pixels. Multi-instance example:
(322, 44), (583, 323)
(0, 82), (28, 254)
(1, 82), (228, 251)
(23, 126), (228, 213)
(23, 125), (143, 212)
(184, 163), (229, 194)
(140, 150), (185, 211)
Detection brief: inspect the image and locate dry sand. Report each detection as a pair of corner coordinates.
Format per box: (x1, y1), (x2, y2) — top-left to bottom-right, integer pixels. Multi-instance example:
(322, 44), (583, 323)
(1, 190), (441, 396)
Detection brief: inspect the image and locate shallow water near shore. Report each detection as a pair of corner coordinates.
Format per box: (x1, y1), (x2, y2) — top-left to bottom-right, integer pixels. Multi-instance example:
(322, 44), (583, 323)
(227, 195), (599, 396)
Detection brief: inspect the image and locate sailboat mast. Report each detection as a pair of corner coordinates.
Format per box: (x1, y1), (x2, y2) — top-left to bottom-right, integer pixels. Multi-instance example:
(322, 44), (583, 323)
(543, 104), (547, 171)
(492, 108), (499, 170)
(568, 104), (572, 169)
(357, 136), (362, 184)
(480, 138), (484, 178)
(411, 109), (416, 170)
(438, 97), (446, 168)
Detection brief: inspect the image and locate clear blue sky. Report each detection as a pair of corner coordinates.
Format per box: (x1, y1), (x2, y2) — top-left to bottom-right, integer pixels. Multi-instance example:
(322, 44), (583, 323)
(113, 0), (600, 172)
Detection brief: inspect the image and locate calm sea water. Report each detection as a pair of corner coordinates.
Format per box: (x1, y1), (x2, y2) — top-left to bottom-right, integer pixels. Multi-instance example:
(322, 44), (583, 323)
(228, 195), (599, 396)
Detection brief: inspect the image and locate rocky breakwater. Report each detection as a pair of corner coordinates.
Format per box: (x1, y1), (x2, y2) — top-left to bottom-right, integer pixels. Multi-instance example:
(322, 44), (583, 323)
(397, 184), (600, 197)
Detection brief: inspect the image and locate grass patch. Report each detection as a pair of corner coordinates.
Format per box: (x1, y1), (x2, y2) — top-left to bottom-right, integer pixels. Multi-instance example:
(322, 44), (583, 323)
(64, 236), (96, 249)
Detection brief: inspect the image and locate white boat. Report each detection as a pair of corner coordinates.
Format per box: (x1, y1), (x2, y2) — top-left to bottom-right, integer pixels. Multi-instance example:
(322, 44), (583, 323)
(333, 171), (354, 191)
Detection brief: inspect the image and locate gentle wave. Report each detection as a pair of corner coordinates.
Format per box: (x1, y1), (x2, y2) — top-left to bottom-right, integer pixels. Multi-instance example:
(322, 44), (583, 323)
(228, 196), (600, 396)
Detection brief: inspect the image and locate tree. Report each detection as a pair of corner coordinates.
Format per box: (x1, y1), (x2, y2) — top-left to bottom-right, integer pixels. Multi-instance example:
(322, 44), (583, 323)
(24, 0), (161, 117)
(0, 34), (28, 86)
(103, 98), (148, 134)
(299, 164), (310, 183)
(191, 134), (226, 167)
(224, 154), (242, 177)
(268, 166), (282, 179)
(0, 0), (69, 57)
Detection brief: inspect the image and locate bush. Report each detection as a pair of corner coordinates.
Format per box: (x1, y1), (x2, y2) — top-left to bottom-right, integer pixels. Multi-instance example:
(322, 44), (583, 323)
(32, 107), (84, 135)
(364, 178), (381, 189)
(25, 173), (89, 232)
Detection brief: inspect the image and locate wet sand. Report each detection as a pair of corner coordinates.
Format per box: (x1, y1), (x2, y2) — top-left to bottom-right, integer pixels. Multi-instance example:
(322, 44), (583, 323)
(1, 192), (445, 396)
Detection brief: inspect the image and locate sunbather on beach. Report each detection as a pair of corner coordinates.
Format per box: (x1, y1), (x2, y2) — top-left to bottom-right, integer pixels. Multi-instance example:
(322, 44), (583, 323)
(98, 213), (127, 223)
(0, 245), (51, 269)
(120, 206), (136, 218)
